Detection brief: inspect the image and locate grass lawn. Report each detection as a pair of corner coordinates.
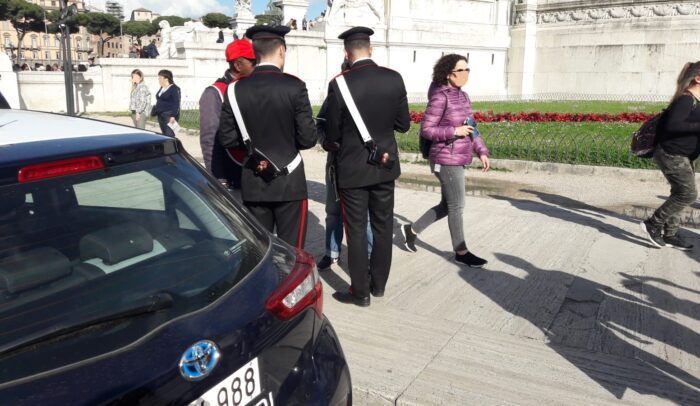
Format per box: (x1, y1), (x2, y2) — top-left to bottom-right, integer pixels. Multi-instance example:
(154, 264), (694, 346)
(396, 121), (655, 169)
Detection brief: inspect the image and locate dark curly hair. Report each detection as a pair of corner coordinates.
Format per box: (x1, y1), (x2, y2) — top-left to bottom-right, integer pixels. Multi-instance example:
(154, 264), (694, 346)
(432, 54), (468, 86)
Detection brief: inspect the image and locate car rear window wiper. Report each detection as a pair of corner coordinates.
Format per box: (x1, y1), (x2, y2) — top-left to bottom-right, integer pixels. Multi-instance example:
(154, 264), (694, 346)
(0, 292), (173, 357)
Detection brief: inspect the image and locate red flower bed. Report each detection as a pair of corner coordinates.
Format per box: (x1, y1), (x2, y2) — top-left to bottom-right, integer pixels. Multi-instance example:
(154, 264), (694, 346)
(408, 110), (656, 124)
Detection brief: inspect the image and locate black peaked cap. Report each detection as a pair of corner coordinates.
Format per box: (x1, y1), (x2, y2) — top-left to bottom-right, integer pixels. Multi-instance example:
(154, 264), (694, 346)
(245, 25), (292, 41)
(338, 26), (374, 42)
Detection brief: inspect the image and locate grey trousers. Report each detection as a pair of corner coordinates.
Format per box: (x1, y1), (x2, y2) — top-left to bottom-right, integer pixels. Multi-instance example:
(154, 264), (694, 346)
(131, 111), (148, 129)
(412, 164), (468, 252)
(649, 147), (698, 236)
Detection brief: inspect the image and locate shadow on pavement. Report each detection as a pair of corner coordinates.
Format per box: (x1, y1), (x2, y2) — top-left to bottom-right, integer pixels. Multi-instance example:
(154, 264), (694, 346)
(520, 189), (627, 220)
(306, 180), (327, 206)
(458, 253), (700, 403)
(490, 194), (651, 248)
(620, 273), (700, 321)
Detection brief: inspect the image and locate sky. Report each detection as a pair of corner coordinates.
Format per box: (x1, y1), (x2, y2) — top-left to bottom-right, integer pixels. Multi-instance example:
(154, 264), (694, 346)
(86, 0), (326, 21)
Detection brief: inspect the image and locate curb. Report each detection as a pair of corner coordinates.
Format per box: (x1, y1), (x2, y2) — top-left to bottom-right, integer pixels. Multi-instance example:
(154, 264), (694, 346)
(398, 152), (667, 182)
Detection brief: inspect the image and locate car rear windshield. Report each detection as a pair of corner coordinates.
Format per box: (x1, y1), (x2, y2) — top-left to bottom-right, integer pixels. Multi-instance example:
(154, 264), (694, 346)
(0, 154), (267, 362)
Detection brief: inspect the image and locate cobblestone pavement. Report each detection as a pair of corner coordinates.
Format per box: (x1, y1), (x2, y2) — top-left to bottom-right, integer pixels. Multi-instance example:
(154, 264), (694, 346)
(92, 116), (700, 405)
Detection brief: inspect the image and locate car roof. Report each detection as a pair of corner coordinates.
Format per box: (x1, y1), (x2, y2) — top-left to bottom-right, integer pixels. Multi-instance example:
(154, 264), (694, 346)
(0, 110), (153, 146)
(0, 111), (181, 185)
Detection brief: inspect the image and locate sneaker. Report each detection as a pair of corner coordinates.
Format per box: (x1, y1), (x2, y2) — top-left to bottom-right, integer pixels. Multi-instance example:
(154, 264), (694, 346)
(640, 220), (664, 248)
(664, 234), (694, 251)
(317, 256), (338, 271)
(455, 251), (488, 268)
(402, 224), (418, 252)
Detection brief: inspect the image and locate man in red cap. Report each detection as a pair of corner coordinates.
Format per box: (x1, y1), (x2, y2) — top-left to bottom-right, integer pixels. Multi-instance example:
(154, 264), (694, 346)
(199, 39), (256, 197)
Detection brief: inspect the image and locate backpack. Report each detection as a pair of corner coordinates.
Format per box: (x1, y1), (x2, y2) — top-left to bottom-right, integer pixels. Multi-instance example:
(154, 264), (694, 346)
(630, 112), (663, 158)
(631, 92), (696, 158)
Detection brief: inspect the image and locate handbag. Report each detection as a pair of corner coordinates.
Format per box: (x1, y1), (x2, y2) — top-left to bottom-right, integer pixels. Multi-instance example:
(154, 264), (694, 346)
(149, 106), (157, 117)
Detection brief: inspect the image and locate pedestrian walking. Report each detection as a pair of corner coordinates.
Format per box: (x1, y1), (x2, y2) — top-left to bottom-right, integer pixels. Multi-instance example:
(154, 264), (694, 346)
(217, 25), (317, 249)
(153, 70), (181, 137)
(129, 69), (151, 129)
(324, 26), (410, 307)
(316, 64), (374, 271)
(641, 61), (700, 250)
(401, 54), (491, 268)
(199, 40), (256, 197)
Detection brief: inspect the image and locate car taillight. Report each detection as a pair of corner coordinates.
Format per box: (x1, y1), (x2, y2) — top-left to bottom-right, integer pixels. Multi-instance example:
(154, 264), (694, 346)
(265, 249), (323, 321)
(18, 156), (105, 183)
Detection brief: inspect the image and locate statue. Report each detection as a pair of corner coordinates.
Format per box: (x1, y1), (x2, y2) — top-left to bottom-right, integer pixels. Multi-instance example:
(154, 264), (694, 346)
(326, 0), (384, 26)
(157, 20), (209, 58)
(235, 0), (254, 19)
(157, 20), (172, 58)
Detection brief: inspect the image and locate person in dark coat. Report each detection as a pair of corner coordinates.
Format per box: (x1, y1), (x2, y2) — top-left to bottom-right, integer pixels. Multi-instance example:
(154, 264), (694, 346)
(199, 40), (256, 196)
(153, 69), (181, 137)
(324, 26), (411, 307)
(316, 59), (374, 271)
(147, 40), (159, 58)
(217, 25), (317, 249)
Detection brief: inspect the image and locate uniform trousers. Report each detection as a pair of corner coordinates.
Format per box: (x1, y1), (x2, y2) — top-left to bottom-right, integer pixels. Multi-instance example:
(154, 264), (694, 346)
(339, 181), (395, 299)
(245, 200), (308, 249)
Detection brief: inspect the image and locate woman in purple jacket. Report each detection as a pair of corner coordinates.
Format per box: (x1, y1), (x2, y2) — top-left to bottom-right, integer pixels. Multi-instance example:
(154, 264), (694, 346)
(402, 54), (490, 267)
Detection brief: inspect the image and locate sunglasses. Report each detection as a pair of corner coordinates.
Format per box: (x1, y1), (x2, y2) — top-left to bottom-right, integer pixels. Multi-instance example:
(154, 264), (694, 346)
(452, 68), (471, 73)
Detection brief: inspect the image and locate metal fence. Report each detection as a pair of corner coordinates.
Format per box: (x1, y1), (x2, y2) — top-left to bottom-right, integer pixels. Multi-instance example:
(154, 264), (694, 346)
(156, 97), (681, 170)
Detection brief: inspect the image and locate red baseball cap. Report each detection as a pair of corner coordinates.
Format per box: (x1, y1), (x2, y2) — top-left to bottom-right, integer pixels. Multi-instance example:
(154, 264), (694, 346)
(225, 40), (255, 62)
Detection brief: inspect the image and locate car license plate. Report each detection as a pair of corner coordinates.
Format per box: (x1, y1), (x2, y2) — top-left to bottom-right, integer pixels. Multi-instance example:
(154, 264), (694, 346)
(189, 358), (264, 406)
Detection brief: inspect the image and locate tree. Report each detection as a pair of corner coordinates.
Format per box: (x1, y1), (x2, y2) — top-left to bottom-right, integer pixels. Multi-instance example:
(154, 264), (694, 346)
(77, 12), (120, 57)
(46, 10), (80, 35)
(256, 0), (282, 26)
(151, 15), (189, 33)
(201, 13), (230, 29)
(123, 20), (156, 42)
(5, 0), (46, 62)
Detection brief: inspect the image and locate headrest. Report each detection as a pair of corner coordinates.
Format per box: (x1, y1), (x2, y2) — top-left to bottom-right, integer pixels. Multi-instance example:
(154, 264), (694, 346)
(80, 223), (153, 265)
(0, 189), (24, 216)
(0, 247), (71, 294)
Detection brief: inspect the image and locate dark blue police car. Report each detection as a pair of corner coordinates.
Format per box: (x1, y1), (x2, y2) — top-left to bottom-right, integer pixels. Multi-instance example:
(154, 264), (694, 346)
(0, 110), (351, 405)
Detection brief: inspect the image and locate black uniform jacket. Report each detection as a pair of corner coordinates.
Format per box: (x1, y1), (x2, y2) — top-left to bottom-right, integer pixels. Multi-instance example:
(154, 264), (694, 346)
(218, 64), (317, 202)
(325, 59), (411, 189)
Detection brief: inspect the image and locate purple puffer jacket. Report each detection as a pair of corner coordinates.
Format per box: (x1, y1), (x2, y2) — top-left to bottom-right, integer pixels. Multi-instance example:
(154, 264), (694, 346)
(420, 83), (489, 166)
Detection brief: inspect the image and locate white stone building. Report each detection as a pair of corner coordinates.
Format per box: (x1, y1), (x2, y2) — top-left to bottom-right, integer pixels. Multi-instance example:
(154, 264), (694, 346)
(5, 0), (699, 112)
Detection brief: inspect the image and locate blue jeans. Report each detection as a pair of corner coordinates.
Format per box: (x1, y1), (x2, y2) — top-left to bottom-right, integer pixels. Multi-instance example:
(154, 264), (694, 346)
(325, 165), (373, 258)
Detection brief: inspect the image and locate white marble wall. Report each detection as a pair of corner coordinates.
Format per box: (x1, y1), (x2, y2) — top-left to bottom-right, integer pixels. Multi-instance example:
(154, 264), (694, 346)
(508, 1), (700, 97)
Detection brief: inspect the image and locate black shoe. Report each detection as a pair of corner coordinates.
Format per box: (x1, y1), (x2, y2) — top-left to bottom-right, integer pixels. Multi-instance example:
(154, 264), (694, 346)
(317, 256), (338, 271)
(402, 224), (418, 252)
(640, 220), (664, 248)
(332, 291), (370, 307)
(664, 234), (694, 251)
(370, 285), (385, 298)
(455, 251), (488, 268)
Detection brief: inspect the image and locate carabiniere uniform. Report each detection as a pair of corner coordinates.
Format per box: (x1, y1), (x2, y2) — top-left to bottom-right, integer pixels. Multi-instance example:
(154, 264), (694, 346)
(324, 27), (411, 300)
(218, 25), (317, 249)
